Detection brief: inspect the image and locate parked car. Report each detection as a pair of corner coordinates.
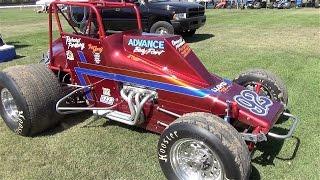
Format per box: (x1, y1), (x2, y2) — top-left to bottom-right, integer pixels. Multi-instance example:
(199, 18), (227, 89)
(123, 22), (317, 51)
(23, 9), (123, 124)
(247, 0), (263, 8)
(272, 0), (292, 8)
(102, 0), (206, 36)
(35, 0), (53, 13)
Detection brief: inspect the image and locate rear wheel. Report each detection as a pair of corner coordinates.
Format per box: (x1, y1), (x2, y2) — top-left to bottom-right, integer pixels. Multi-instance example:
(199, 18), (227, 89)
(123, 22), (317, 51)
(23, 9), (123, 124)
(158, 112), (251, 180)
(0, 64), (64, 136)
(233, 69), (288, 106)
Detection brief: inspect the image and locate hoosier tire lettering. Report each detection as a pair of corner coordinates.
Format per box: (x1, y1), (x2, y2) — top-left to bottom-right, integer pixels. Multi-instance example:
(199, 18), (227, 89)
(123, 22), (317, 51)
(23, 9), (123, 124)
(14, 118), (23, 134)
(14, 112), (25, 134)
(158, 131), (178, 162)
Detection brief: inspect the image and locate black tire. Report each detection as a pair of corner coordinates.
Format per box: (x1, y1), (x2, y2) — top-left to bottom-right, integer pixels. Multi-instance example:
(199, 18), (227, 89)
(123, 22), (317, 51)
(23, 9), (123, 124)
(290, 2), (295, 8)
(150, 21), (174, 35)
(181, 30), (196, 37)
(315, 0), (319, 8)
(0, 64), (64, 136)
(158, 112), (251, 180)
(254, 2), (262, 8)
(268, 3), (274, 8)
(233, 69), (288, 106)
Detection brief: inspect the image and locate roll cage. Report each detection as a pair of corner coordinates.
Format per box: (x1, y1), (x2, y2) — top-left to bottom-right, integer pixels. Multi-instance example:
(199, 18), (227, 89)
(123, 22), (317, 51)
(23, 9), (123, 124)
(48, 0), (143, 64)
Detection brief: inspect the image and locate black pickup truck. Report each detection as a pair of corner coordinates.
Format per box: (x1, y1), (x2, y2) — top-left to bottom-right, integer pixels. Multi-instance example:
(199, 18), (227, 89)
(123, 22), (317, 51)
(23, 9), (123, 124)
(102, 0), (206, 36)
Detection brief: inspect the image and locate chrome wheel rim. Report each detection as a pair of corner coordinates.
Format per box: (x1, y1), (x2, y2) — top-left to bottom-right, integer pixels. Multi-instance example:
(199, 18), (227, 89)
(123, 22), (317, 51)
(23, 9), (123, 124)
(155, 27), (168, 35)
(1, 88), (20, 122)
(170, 138), (224, 180)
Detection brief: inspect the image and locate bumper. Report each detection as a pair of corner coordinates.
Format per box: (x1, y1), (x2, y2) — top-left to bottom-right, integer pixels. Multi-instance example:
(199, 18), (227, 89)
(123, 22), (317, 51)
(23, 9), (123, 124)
(268, 112), (299, 139)
(241, 112), (299, 143)
(171, 15), (206, 32)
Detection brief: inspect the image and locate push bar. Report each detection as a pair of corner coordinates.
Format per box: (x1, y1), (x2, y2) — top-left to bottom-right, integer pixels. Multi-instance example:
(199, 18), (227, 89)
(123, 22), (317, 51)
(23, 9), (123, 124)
(268, 112), (299, 139)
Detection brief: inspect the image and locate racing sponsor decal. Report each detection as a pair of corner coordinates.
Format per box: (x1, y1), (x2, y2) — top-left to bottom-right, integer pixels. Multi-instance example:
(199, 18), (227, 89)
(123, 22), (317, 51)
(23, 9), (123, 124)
(102, 87), (111, 96)
(88, 44), (103, 64)
(100, 95), (114, 105)
(158, 131), (178, 162)
(211, 80), (232, 93)
(66, 50), (74, 61)
(234, 90), (273, 116)
(100, 87), (114, 105)
(65, 36), (85, 50)
(128, 39), (165, 55)
(171, 37), (191, 57)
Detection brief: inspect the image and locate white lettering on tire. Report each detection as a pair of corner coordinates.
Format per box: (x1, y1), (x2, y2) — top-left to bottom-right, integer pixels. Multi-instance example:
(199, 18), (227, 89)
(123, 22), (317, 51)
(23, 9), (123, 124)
(14, 111), (25, 134)
(158, 131), (178, 162)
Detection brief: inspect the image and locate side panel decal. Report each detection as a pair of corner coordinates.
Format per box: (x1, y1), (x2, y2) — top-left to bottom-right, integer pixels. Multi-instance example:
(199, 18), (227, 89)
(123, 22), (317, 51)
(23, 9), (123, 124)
(74, 67), (215, 100)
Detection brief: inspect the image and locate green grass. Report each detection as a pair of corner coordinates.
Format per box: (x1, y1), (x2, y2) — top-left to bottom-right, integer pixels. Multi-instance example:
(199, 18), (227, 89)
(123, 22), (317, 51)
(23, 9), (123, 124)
(0, 8), (320, 180)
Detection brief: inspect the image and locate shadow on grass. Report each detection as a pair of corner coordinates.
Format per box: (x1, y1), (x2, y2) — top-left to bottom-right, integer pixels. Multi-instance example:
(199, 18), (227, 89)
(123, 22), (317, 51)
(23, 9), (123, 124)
(184, 33), (215, 43)
(249, 126), (300, 179)
(252, 126), (300, 166)
(275, 136), (300, 161)
(81, 104), (157, 134)
(14, 55), (26, 60)
(275, 109), (291, 124)
(80, 116), (151, 134)
(6, 41), (31, 50)
(249, 165), (261, 180)
(38, 111), (93, 137)
(102, 120), (150, 134)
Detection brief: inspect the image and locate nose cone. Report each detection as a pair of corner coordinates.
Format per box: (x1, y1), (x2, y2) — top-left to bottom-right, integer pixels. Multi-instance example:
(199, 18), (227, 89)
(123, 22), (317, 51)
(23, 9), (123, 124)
(209, 82), (285, 131)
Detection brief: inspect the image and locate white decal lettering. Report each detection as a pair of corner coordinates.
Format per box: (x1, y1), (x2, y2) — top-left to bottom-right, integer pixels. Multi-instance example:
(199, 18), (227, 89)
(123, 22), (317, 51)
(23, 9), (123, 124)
(100, 95), (114, 105)
(211, 81), (230, 93)
(133, 47), (165, 56)
(171, 37), (185, 49)
(65, 36), (85, 50)
(158, 131), (179, 162)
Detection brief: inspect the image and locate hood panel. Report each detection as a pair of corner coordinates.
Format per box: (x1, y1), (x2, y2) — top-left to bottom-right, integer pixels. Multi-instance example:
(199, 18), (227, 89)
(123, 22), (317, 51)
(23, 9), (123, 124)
(147, 2), (204, 12)
(121, 32), (214, 87)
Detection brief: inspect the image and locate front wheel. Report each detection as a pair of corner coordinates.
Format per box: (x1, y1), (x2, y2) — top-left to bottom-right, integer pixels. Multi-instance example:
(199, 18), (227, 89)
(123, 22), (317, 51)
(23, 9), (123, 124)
(150, 21), (174, 35)
(158, 112), (251, 180)
(234, 69), (288, 106)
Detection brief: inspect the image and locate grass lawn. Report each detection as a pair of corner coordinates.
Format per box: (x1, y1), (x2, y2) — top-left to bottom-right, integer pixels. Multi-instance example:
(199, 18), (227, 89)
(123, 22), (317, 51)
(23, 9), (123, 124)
(0, 8), (319, 180)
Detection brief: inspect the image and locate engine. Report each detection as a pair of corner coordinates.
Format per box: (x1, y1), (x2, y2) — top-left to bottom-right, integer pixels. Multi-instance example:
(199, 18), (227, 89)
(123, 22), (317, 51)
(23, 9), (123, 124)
(93, 85), (157, 125)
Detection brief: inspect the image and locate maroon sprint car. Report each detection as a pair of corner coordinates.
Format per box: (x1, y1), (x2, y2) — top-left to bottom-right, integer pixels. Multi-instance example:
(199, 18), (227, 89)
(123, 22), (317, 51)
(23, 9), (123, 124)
(0, 1), (299, 179)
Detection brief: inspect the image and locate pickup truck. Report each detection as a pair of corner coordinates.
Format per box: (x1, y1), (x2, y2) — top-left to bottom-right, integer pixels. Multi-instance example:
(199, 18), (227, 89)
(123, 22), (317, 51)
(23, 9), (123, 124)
(102, 0), (206, 36)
